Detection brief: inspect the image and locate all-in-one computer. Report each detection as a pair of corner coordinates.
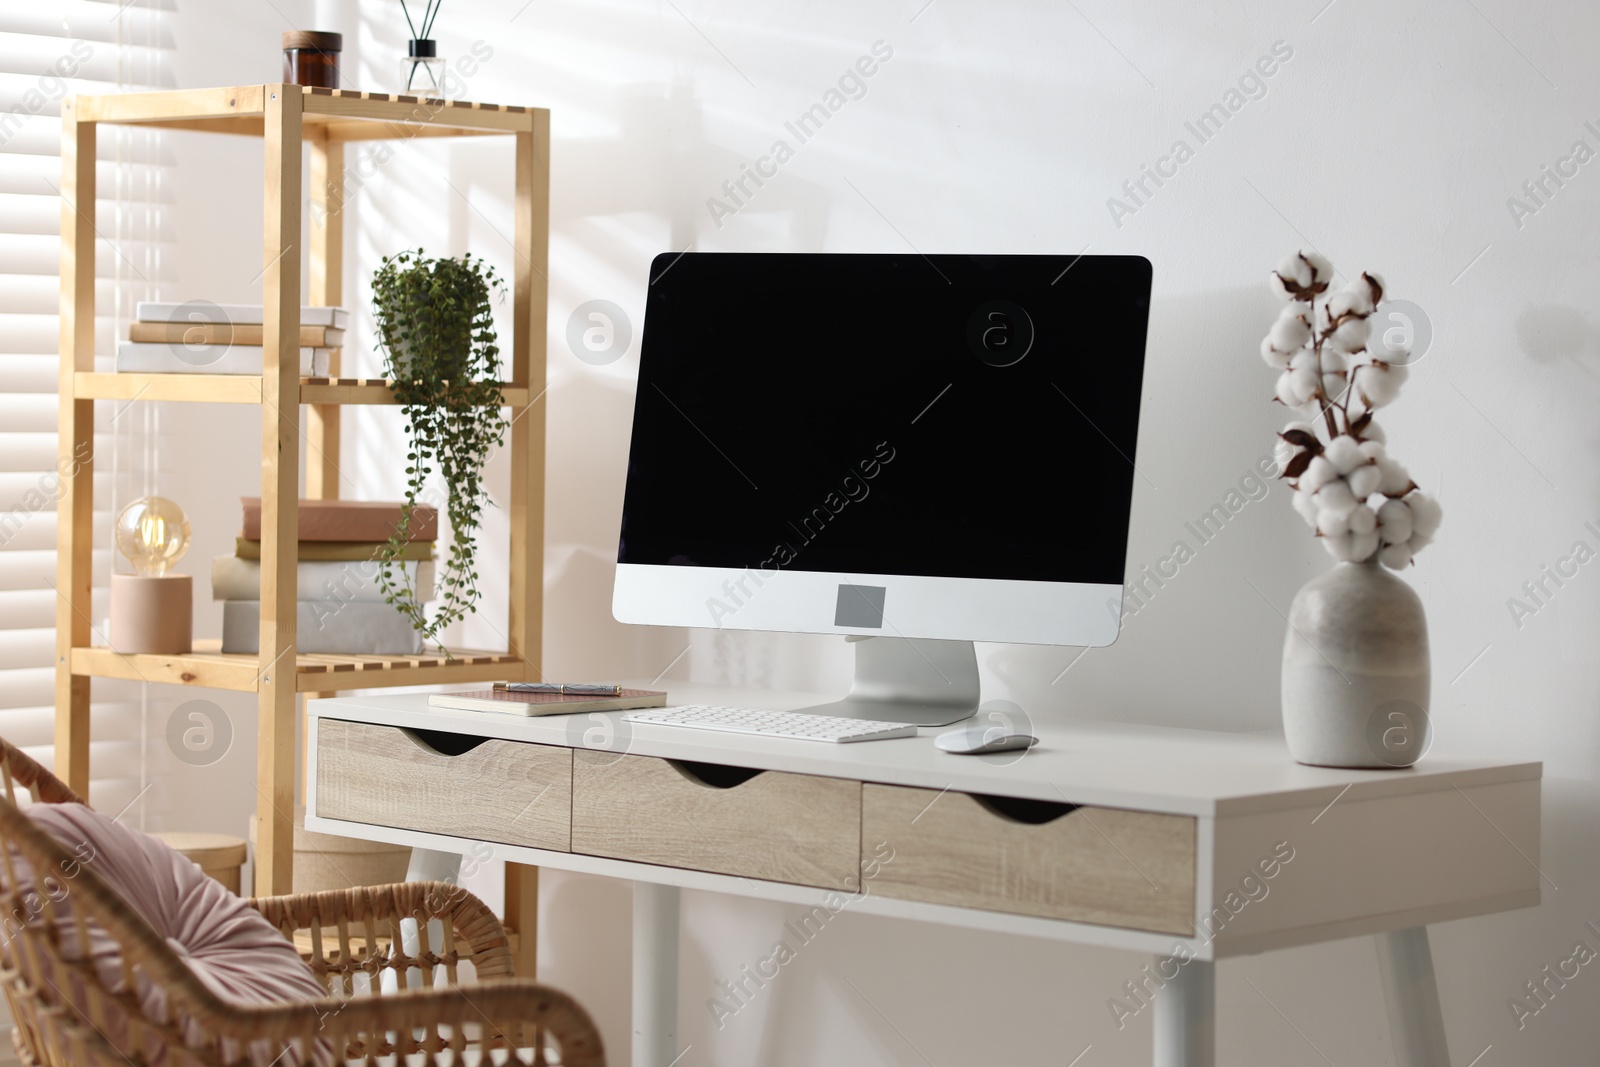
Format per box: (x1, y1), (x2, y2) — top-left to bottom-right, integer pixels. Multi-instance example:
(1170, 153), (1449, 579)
(613, 252), (1153, 732)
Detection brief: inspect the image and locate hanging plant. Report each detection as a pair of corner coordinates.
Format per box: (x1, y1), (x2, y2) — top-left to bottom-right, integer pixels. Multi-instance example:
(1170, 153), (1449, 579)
(371, 249), (508, 653)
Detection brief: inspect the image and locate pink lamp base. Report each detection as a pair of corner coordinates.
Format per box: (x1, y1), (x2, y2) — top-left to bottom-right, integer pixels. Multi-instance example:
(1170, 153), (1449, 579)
(109, 574), (192, 655)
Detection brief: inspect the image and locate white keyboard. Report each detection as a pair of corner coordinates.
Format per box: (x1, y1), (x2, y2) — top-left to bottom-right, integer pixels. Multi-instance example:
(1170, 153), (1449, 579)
(621, 704), (919, 743)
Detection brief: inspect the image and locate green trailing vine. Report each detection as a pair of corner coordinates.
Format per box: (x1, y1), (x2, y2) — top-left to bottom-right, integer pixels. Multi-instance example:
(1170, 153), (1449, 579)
(371, 249), (508, 654)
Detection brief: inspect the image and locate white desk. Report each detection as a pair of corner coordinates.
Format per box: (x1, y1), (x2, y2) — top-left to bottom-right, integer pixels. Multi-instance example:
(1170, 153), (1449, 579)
(305, 684), (1541, 1067)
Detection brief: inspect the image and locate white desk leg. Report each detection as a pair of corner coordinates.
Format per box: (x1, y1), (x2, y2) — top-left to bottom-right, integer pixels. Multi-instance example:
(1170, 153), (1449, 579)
(633, 882), (680, 1067)
(1153, 959), (1214, 1067)
(395, 850), (462, 993)
(405, 847), (463, 884)
(1377, 926), (1452, 1067)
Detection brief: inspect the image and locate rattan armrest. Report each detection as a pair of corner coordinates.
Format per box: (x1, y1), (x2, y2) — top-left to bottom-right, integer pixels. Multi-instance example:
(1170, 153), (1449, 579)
(0, 737), (82, 807)
(247, 880), (517, 981)
(190, 978), (605, 1066)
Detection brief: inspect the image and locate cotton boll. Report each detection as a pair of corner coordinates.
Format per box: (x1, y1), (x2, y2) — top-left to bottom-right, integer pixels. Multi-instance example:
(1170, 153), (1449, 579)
(1292, 487), (1321, 526)
(1349, 529), (1380, 562)
(1408, 493), (1443, 538)
(1301, 251), (1334, 287)
(1276, 253), (1313, 288)
(1373, 336), (1411, 365)
(1330, 281), (1376, 318)
(1269, 272), (1298, 302)
(1301, 455), (1339, 492)
(1275, 421), (1316, 471)
(1327, 290), (1365, 319)
(1317, 509), (1352, 536)
(1323, 532), (1356, 562)
(1261, 336), (1293, 369)
(1274, 365), (1318, 406)
(1319, 351), (1349, 402)
(1274, 436), (1297, 472)
(1270, 308), (1312, 352)
(1328, 316), (1372, 353)
(1291, 366), (1319, 403)
(1323, 435), (1366, 475)
(1355, 362), (1404, 408)
(1347, 504), (1378, 535)
(1377, 457), (1415, 496)
(1347, 463), (1382, 499)
(1408, 528), (1433, 551)
(1377, 498), (1414, 543)
(1274, 370), (1301, 407)
(1379, 541), (1413, 570)
(1314, 478), (1358, 514)
(1335, 272), (1383, 316)
(1357, 437), (1387, 461)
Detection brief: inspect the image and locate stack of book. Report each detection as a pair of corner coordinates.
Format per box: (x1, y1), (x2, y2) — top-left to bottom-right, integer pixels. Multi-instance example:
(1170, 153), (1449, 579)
(117, 303), (350, 375)
(215, 498), (438, 655)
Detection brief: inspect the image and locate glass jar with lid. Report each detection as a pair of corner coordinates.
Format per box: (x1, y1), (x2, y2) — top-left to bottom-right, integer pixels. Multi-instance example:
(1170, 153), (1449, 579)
(282, 31), (343, 89)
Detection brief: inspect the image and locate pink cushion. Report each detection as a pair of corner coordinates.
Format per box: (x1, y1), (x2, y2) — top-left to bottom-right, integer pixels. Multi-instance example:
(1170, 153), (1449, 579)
(14, 803), (332, 1066)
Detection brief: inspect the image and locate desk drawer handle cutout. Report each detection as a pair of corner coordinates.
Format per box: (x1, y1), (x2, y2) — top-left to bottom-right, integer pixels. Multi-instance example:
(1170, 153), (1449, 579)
(971, 794), (1080, 825)
(666, 760), (765, 790)
(401, 728), (491, 757)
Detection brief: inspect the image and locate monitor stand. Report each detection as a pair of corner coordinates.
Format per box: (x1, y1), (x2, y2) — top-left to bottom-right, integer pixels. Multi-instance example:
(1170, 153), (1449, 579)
(793, 636), (980, 727)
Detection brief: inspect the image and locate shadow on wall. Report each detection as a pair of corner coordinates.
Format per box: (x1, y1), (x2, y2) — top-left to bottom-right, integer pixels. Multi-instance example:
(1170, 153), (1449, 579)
(1516, 304), (1597, 374)
(556, 79), (833, 251)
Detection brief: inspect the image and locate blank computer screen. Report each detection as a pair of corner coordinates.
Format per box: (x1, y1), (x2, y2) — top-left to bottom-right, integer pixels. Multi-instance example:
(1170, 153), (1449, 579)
(617, 253), (1152, 586)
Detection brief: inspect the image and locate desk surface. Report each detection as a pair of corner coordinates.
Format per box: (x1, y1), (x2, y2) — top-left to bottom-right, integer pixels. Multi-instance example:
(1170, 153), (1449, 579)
(308, 682), (1539, 818)
(308, 683), (1542, 959)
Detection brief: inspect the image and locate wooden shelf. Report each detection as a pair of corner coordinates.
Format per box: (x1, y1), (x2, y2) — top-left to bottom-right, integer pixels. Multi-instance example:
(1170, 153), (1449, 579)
(75, 373), (532, 407)
(300, 378), (533, 406)
(57, 78), (549, 922)
(72, 85), (538, 139)
(71, 641), (521, 693)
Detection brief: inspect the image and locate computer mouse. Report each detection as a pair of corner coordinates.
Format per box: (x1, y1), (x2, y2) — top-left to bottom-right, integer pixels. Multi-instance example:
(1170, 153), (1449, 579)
(935, 725), (1039, 755)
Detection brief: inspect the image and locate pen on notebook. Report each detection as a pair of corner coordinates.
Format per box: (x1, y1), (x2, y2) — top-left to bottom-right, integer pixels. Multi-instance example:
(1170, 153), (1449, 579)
(494, 682), (624, 696)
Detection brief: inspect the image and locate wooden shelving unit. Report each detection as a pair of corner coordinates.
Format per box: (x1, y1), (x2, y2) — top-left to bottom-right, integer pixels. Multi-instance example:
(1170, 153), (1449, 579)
(54, 84), (549, 972)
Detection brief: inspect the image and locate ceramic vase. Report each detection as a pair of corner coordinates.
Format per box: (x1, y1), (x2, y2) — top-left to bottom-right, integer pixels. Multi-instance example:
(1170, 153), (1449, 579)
(1281, 560), (1430, 768)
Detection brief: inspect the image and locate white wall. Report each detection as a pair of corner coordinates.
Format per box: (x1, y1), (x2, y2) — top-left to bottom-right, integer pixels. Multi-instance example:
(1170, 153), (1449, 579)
(152, 1), (1600, 1063)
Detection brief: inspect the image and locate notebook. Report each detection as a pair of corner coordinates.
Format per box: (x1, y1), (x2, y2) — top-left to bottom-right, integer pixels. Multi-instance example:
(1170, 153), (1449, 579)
(428, 687), (668, 716)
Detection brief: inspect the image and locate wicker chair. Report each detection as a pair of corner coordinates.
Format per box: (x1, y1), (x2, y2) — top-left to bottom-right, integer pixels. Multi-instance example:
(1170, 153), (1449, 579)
(0, 738), (604, 1066)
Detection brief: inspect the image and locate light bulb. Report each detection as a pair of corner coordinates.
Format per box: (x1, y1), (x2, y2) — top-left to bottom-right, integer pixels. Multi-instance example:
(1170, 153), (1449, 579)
(115, 496), (190, 578)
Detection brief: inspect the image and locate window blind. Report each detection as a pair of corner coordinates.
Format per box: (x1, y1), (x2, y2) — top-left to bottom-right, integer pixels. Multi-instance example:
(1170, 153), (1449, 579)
(0, 0), (174, 818)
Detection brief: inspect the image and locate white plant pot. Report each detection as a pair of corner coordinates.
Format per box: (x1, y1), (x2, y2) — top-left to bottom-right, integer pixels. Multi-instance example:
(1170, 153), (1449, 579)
(1281, 560), (1430, 768)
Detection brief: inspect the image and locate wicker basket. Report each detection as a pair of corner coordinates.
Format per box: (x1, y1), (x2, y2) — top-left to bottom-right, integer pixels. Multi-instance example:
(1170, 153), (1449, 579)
(247, 807), (411, 893)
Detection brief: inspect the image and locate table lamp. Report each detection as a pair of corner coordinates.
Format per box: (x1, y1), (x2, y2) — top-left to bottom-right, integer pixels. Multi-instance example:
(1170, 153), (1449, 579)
(108, 496), (192, 655)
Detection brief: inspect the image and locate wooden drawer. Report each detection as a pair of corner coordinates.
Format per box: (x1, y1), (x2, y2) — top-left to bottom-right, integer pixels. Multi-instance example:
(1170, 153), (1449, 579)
(571, 755), (860, 889)
(862, 784), (1195, 934)
(316, 718), (572, 852)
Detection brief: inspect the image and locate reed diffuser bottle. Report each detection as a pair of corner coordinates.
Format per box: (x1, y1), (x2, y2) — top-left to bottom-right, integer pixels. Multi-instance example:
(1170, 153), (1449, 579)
(399, 0), (445, 95)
